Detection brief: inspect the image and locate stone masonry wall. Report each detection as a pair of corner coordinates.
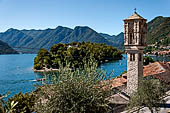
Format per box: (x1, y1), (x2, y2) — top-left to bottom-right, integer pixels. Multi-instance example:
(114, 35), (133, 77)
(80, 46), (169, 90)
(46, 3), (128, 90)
(127, 50), (143, 96)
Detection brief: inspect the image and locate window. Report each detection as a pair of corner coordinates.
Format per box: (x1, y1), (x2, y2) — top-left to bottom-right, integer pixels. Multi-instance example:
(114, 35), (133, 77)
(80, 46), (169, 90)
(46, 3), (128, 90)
(130, 53), (135, 61)
(129, 33), (133, 44)
(130, 54), (133, 61)
(133, 54), (135, 61)
(140, 36), (143, 45)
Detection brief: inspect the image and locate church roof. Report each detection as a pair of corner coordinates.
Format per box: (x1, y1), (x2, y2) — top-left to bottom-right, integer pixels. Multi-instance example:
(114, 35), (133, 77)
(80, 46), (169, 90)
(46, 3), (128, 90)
(124, 12), (146, 21)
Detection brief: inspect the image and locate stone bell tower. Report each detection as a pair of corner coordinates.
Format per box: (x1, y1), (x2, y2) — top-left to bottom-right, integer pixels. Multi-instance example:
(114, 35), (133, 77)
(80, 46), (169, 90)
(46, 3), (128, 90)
(124, 11), (147, 96)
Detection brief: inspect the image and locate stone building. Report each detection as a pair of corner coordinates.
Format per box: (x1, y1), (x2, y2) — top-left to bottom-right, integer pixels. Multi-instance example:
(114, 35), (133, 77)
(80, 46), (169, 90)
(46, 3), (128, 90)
(124, 11), (147, 95)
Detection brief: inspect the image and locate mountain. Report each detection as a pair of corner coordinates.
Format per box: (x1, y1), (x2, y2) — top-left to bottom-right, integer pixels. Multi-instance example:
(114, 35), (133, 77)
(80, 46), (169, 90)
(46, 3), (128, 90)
(0, 26), (121, 53)
(100, 32), (124, 47)
(21, 26), (73, 49)
(0, 16), (169, 53)
(61, 26), (114, 45)
(0, 28), (33, 47)
(0, 40), (18, 54)
(147, 16), (170, 46)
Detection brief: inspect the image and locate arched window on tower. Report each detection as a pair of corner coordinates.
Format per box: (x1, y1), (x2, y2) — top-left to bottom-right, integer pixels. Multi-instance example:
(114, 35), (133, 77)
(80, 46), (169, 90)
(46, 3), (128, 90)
(130, 54), (133, 61)
(140, 35), (143, 45)
(130, 53), (135, 61)
(129, 33), (133, 44)
(139, 34), (143, 45)
(133, 54), (135, 61)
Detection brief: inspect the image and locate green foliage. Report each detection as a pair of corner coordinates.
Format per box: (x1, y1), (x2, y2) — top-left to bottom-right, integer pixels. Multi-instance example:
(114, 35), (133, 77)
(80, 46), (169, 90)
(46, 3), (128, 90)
(128, 77), (168, 113)
(0, 94), (9, 113)
(34, 61), (112, 113)
(121, 71), (127, 75)
(147, 16), (170, 46)
(34, 48), (52, 70)
(162, 37), (170, 46)
(5, 101), (18, 113)
(144, 46), (156, 54)
(34, 42), (122, 70)
(0, 96), (5, 113)
(6, 92), (35, 113)
(143, 56), (155, 65)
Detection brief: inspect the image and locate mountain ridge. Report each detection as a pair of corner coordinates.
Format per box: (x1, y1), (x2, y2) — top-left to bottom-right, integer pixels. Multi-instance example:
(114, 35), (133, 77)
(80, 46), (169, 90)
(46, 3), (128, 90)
(147, 16), (170, 46)
(0, 26), (123, 53)
(1, 15), (169, 54)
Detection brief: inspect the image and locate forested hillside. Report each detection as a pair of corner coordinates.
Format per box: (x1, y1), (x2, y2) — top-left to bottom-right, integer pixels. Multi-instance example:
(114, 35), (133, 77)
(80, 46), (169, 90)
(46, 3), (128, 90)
(0, 40), (18, 54)
(0, 26), (123, 53)
(147, 16), (170, 46)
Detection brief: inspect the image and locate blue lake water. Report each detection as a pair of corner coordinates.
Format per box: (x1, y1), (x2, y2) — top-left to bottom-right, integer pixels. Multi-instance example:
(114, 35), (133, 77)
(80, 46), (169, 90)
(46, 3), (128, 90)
(99, 54), (127, 78)
(0, 54), (169, 99)
(0, 54), (42, 99)
(146, 55), (170, 62)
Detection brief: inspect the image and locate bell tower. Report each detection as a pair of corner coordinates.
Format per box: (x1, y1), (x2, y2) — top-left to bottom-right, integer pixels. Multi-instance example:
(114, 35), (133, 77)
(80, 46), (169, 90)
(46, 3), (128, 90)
(124, 11), (147, 95)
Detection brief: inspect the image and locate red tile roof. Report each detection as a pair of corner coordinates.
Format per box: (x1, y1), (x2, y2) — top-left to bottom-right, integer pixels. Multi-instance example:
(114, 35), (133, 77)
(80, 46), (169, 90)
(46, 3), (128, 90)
(143, 62), (166, 77)
(144, 62), (170, 83)
(105, 62), (170, 89)
(101, 77), (127, 89)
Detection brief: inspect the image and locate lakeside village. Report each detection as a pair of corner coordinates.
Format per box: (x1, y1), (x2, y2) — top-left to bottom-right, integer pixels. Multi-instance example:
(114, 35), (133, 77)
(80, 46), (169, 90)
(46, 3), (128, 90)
(1, 12), (170, 113)
(146, 44), (170, 56)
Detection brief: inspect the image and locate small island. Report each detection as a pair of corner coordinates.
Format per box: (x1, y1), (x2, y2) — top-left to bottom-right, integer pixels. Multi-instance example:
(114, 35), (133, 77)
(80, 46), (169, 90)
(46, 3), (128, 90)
(33, 42), (122, 72)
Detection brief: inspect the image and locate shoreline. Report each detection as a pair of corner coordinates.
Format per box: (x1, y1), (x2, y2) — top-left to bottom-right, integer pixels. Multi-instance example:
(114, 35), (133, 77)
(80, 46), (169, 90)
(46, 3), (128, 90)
(33, 57), (124, 72)
(33, 68), (59, 72)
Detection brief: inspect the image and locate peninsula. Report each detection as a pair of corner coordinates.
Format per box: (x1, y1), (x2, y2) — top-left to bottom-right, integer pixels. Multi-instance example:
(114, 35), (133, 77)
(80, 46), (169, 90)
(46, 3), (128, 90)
(33, 42), (122, 71)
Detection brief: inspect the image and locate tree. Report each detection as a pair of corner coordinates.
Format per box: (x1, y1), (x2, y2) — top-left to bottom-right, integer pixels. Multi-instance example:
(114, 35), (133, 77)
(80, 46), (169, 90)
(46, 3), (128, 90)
(50, 43), (66, 55)
(34, 60), (112, 113)
(34, 49), (52, 69)
(34, 42), (123, 70)
(0, 95), (5, 113)
(128, 77), (168, 113)
(0, 93), (35, 113)
(6, 92), (36, 113)
(143, 56), (155, 65)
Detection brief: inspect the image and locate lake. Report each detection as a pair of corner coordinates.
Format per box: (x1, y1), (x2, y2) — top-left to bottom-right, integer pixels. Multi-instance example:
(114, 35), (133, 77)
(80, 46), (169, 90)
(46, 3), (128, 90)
(0, 54), (169, 99)
(0, 54), (42, 99)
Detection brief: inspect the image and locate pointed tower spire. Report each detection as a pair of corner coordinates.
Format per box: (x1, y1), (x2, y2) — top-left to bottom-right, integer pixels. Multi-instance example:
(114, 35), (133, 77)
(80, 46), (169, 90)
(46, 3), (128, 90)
(134, 8), (137, 13)
(124, 11), (146, 20)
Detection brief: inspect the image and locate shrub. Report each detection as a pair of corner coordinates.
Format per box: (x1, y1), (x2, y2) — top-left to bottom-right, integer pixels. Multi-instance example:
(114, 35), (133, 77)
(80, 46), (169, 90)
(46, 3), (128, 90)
(35, 60), (112, 113)
(7, 92), (35, 113)
(128, 76), (168, 113)
(0, 96), (4, 113)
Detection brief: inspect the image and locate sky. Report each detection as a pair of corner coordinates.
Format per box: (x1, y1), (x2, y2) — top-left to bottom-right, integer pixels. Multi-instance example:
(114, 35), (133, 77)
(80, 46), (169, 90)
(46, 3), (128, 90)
(0, 0), (170, 35)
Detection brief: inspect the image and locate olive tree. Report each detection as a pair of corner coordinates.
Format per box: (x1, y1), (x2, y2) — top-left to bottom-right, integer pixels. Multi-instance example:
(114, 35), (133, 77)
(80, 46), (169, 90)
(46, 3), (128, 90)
(34, 59), (113, 113)
(128, 76), (168, 113)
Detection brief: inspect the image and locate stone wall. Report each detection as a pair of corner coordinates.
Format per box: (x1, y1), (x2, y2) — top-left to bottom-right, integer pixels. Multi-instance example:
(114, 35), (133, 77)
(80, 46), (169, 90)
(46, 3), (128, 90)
(127, 50), (143, 95)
